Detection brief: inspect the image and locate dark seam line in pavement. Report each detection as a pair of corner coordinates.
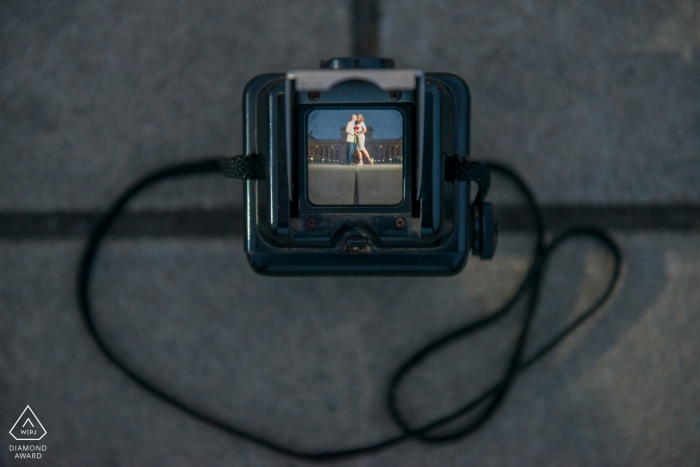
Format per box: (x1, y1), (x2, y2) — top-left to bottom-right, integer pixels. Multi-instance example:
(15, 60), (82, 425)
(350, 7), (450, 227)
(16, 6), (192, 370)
(0, 205), (698, 239)
(353, 0), (380, 56)
(0, 209), (245, 239)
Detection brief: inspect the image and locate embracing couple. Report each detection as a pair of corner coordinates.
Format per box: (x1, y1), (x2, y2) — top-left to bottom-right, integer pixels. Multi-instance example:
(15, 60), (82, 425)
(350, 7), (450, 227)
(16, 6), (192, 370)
(345, 114), (374, 165)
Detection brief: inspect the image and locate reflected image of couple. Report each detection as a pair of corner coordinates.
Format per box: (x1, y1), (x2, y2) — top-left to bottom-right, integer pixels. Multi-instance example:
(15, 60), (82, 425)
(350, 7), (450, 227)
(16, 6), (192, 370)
(345, 114), (374, 165)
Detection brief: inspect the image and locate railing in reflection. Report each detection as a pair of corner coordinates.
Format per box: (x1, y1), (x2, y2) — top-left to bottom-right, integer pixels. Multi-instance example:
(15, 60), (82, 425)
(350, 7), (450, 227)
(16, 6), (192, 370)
(307, 143), (403, 164)
(371, 144), (403, 163)
(308, 145), (342, 163)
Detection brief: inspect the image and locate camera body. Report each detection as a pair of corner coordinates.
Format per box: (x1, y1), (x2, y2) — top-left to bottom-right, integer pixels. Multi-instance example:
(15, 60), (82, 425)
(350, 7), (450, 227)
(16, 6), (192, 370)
(241, 57), (495, 275)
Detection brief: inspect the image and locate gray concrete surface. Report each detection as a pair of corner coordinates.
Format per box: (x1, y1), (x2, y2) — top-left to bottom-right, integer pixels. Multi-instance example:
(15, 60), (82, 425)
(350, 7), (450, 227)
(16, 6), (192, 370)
(1, 0), (699, 211)
(382, 0), (700, 204)
(0, 0), (349, 211)
(1, 232), (699, 466)
(357, 165), (403, 205)
(2, 1), (700, 466)
(308, 165), (403, 205)
(308, 165), (358, 205)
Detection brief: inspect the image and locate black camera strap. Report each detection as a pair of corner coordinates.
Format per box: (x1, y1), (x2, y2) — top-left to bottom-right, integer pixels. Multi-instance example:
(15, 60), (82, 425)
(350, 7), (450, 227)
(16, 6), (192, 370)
(454, 155), (491, 203)
(77, 156), (622, 461)
(221, 154), (258, 179)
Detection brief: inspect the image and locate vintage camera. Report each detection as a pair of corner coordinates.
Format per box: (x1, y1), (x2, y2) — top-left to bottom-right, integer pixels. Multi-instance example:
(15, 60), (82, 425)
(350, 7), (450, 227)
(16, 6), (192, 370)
(237, 57), (497, 275)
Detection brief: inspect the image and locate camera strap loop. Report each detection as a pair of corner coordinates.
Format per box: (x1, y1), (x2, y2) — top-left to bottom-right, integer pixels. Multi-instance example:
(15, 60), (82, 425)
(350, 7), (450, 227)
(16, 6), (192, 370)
(221, 154), (258, 179)
(77, 157), (622, 461)
(454, 156), (491, 203)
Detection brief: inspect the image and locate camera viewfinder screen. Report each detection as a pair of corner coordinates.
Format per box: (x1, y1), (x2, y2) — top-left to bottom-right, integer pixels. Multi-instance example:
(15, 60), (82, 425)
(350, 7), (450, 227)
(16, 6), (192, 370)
(307, 109), (404, 206)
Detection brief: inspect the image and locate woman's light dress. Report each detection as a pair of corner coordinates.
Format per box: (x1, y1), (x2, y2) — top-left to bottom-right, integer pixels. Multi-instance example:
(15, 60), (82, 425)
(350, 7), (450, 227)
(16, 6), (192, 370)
(357, 122), (367, 150)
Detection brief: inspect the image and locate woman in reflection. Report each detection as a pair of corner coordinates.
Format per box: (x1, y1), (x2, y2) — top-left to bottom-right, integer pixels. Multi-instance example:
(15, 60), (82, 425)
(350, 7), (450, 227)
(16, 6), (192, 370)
(356, 114), (374, 165)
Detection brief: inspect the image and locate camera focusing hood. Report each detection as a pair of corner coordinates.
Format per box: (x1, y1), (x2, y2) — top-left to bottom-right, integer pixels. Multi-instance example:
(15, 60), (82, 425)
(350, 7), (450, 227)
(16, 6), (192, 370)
(233, 57), (497, 275)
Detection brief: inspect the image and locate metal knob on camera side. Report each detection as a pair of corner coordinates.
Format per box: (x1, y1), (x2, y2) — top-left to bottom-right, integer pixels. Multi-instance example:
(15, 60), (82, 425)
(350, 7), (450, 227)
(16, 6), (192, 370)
(471, 202), (499, 260)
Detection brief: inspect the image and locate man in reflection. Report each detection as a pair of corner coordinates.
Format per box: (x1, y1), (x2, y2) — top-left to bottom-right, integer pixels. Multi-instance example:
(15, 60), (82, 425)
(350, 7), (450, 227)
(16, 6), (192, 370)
(345, 114), (357, 165)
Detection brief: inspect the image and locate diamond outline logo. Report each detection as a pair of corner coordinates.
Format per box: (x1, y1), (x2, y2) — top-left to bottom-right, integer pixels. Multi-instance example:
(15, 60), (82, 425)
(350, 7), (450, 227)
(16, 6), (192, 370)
(9, 406), (47, 441)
